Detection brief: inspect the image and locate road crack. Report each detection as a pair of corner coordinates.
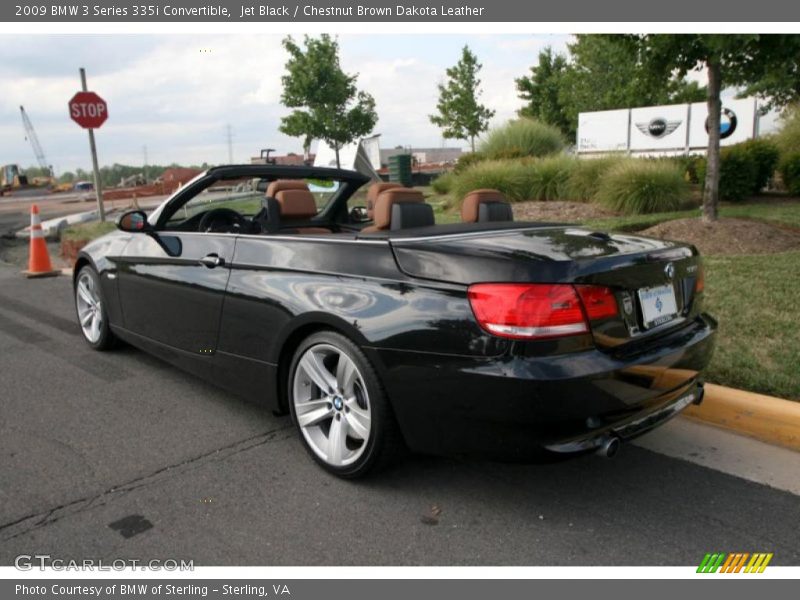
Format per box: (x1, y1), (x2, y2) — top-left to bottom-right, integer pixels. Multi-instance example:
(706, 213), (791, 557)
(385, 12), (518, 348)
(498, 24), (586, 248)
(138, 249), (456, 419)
(0, 424), (293, 542)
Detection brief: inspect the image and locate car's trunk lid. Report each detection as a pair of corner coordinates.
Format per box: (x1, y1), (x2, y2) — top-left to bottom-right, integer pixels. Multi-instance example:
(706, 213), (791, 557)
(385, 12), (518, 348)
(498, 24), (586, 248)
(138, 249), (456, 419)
(390, 226), (704, 347)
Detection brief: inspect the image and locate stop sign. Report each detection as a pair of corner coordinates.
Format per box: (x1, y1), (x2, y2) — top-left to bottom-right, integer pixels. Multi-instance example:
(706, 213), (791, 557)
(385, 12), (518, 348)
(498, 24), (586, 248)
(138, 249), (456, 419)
(68, 91), (108, 129)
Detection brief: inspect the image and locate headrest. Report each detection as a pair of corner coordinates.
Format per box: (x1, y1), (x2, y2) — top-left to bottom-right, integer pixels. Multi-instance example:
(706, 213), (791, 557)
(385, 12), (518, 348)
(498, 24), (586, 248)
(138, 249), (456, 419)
(461, 189), (512, 223)
(275, 189), (318, 219)
(372, 188), (425, 230)
(366, 182), (402, 218)
(266, 179), (309, 198)
(390, 202), (435, 230)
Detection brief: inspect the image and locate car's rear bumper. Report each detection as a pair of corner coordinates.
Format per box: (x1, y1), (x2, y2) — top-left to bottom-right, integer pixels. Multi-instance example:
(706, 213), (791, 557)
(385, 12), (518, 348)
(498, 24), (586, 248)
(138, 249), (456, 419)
(367, 314), (717, 459)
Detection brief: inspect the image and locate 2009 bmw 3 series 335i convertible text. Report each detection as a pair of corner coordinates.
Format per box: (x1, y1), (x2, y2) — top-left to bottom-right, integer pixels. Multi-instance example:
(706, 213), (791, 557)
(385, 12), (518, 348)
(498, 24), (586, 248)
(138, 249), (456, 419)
(73, 165), (716, 478)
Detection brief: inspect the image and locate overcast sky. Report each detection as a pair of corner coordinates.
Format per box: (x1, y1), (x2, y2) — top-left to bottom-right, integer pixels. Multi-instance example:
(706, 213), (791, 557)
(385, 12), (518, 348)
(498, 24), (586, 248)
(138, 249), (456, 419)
(0, 34), (574, 174)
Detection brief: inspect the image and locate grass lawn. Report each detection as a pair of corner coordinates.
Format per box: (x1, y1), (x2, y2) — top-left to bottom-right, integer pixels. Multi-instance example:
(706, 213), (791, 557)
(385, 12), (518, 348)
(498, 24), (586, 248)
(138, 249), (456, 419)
(582, 198), (800, 233)
(703, 251), (800, 400)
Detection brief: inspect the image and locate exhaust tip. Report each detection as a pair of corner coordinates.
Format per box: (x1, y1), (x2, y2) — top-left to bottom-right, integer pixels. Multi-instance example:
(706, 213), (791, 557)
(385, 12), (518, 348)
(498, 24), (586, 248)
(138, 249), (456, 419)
(597, 436), (621, 459)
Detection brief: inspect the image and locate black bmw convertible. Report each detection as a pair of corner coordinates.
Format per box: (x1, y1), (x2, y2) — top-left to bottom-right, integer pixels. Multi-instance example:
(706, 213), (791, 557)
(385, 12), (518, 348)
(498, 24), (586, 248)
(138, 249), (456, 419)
(73, 164), (716, 477)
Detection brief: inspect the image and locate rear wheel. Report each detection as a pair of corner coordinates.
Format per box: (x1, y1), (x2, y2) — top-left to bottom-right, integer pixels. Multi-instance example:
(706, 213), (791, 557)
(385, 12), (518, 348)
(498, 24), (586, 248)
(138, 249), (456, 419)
(74, 265), (116, 351)
(288, 331), (403, 478)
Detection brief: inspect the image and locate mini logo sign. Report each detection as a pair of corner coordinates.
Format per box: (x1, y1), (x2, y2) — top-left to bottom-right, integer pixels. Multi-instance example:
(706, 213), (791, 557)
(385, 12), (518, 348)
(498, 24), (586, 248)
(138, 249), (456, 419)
(697, 552), (773, 573)
(664, 262), (675, 280)
(635, 117), (682, 138)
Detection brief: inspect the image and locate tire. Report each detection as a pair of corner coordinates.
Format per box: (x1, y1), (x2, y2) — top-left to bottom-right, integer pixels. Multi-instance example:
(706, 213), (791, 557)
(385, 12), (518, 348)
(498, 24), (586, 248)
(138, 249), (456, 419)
(74, 265), (117, 351)
(288, 331), (404, 478)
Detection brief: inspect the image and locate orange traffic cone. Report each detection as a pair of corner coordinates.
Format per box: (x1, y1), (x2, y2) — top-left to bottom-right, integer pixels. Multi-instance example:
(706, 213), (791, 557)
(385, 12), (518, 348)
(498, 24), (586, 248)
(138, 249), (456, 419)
(23, 204), (59, 278)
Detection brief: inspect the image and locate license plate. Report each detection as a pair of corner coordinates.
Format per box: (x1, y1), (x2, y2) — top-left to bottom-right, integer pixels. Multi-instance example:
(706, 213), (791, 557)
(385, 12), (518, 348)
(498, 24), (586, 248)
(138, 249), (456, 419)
(637, 284), (678, 329)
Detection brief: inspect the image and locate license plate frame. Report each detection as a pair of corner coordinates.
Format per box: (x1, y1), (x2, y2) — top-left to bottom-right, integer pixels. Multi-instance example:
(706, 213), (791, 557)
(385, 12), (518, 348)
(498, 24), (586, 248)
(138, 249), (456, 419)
(637, 283), (678, 329)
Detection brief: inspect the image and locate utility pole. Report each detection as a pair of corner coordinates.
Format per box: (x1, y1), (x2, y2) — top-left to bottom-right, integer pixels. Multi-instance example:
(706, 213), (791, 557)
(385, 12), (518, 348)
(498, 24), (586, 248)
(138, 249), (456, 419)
(80, 68), (105, 222)
(143, 145), (148, 183)
(226, 124), (234, 164)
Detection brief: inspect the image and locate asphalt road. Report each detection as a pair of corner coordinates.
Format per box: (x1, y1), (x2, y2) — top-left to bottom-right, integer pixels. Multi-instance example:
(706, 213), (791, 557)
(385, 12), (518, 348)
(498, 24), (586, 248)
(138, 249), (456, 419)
(0, 263), (798, 566)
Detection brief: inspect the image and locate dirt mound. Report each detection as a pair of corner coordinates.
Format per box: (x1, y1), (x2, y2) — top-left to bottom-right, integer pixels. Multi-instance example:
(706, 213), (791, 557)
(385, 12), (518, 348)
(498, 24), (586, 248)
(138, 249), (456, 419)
(641, 217), (800, 255)
(512, 201), (614, 223)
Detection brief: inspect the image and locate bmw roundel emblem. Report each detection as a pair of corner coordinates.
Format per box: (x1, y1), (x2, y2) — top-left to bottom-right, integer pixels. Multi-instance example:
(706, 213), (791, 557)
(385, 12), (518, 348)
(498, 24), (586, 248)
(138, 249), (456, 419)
(664, 262), (675, 280)
(705, 108), (738, 139)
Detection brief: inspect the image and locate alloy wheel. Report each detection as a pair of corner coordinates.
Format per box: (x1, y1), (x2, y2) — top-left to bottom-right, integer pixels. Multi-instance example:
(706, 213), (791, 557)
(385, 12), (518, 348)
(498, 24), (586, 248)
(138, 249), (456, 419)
(292, 343), (372, 468)
(76, 271), (103, 343)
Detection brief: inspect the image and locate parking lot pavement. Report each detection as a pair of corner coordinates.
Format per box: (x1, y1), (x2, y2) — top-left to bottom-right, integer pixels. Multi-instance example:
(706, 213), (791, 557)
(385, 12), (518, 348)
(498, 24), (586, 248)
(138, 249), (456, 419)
(0, 263), (798, 566)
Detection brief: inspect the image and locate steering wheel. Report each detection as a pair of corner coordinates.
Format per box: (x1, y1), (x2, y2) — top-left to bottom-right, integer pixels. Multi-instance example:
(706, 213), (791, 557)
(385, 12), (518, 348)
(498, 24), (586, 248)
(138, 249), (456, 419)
(198, 208), (246, 233)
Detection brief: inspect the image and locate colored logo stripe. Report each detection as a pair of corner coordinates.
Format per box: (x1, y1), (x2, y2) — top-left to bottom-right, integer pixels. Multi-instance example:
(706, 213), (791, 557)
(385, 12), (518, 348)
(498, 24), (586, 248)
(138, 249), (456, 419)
(697, 552), (773, 573)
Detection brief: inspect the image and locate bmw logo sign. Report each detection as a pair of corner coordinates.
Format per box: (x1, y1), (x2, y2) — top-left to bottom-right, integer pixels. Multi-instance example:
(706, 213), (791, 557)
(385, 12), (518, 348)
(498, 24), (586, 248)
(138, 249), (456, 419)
(705, 108), (738, 139)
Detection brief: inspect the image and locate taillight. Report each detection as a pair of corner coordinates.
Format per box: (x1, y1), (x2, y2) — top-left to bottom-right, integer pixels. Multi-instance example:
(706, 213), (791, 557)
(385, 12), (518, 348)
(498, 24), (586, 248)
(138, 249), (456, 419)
(468, 283), (619, 340)
(575, 285), (618, 320)
(468, 283), (589, 340)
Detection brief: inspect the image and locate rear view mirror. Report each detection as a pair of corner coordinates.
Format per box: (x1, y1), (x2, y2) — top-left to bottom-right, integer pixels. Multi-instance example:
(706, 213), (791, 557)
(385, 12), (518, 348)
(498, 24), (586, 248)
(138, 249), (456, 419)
(117, 210), (150, 233)
(350, 206), (370, 223)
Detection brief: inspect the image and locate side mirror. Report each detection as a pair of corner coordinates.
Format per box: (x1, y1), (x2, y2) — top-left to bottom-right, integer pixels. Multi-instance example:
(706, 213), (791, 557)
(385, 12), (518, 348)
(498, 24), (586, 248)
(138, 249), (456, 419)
(117, 210), (151, 233)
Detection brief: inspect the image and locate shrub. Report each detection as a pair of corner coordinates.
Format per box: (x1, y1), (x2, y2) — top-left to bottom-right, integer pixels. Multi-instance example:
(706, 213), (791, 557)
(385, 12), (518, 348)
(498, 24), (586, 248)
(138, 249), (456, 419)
(450, 159), (531, 202)
(567, 156), (624, 201)
(779, 152), (800, 195)
(667, 154), (705, 184)
(430, 171), (455, 195)
(453, 151), (486, 174)
(696, 145), (758, 202)
(526, 155), (577, 201)
(479, 118), (565, 160)
(776, 104), (800, 156)
(596, 160), (689, 215)
(739, 137), (780, 192)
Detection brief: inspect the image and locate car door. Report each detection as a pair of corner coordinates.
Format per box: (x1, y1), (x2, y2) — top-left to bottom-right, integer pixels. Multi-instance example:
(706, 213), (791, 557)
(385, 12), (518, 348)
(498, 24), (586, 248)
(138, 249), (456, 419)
(116, 231), (235, 354)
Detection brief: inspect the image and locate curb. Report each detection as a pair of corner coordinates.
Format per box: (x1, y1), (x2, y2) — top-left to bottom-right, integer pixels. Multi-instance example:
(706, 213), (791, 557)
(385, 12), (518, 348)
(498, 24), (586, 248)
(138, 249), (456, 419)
(683, 383), (800, 452)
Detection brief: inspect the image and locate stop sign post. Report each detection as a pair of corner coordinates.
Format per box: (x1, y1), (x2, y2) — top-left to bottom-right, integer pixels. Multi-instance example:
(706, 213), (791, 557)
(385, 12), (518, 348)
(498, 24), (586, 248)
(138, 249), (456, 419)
(69, 68), (107, 222)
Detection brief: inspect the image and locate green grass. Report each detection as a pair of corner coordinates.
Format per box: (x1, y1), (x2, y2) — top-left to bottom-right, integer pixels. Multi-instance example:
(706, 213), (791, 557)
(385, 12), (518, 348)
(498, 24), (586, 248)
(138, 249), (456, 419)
(703, 251), (800, 400)
(582, 200), (800, 232)
(61, 220), (116, 242)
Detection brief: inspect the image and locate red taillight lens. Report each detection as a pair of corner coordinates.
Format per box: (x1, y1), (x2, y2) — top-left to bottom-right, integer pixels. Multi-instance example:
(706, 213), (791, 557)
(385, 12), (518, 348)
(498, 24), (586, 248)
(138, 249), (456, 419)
(468, 283), (589, 340)
(575, 285), (619, 321)
(695, 265), (705, 293)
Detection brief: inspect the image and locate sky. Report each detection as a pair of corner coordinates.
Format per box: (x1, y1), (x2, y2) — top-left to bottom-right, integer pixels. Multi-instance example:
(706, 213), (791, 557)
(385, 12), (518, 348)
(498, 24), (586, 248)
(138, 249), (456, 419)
(0, 33), (572, 174)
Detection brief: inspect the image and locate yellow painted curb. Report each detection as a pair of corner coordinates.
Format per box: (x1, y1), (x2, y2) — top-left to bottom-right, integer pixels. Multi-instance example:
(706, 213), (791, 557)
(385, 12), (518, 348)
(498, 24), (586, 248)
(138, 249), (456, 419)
(683, 383), (800, 452)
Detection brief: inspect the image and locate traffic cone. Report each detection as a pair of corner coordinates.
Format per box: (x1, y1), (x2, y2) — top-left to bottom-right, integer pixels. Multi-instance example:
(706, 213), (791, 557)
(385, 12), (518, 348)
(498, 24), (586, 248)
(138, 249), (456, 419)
(23, 204), (59, 278)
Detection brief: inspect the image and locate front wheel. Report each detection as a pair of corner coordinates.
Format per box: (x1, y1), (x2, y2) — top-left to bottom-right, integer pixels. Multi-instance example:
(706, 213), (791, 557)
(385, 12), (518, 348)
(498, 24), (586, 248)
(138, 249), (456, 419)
(74, 265), (117, 350)
(288, 331), (404, 478)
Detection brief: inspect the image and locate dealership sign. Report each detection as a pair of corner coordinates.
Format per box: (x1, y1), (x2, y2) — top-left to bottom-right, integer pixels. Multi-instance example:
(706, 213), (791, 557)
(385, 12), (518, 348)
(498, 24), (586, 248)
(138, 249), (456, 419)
(68, 91), (108, 129)
(578, 97), (775, 155)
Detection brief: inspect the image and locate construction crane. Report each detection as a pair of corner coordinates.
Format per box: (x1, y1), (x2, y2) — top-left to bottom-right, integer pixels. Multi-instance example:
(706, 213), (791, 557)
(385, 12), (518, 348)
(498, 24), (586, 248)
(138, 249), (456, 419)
(19, 105), (54, 179)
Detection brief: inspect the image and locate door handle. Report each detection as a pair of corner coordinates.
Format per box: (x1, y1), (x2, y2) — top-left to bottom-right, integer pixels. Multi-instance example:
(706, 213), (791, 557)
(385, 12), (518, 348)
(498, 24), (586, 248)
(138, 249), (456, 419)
(199, 253), (225, 268)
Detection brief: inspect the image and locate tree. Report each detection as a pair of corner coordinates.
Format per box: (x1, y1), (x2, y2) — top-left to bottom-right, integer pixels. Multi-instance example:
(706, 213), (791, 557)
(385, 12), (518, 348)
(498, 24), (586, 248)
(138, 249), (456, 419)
(280, 34), (377, 168)
(516, 36), (705, 140)
(430, 45), (495, 152)
(515, 46), (571, 137)
(630, 34), (800, 222)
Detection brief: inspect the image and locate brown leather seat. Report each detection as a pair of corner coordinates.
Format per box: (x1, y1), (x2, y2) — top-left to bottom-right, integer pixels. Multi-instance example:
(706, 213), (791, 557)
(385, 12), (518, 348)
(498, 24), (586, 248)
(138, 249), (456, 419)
(267, 180), (330, 234)
(266, 179), (310, 198)
(461, 189), (514, 223)
(361, 188), (430, 233)
(366, 182), (402, 219)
